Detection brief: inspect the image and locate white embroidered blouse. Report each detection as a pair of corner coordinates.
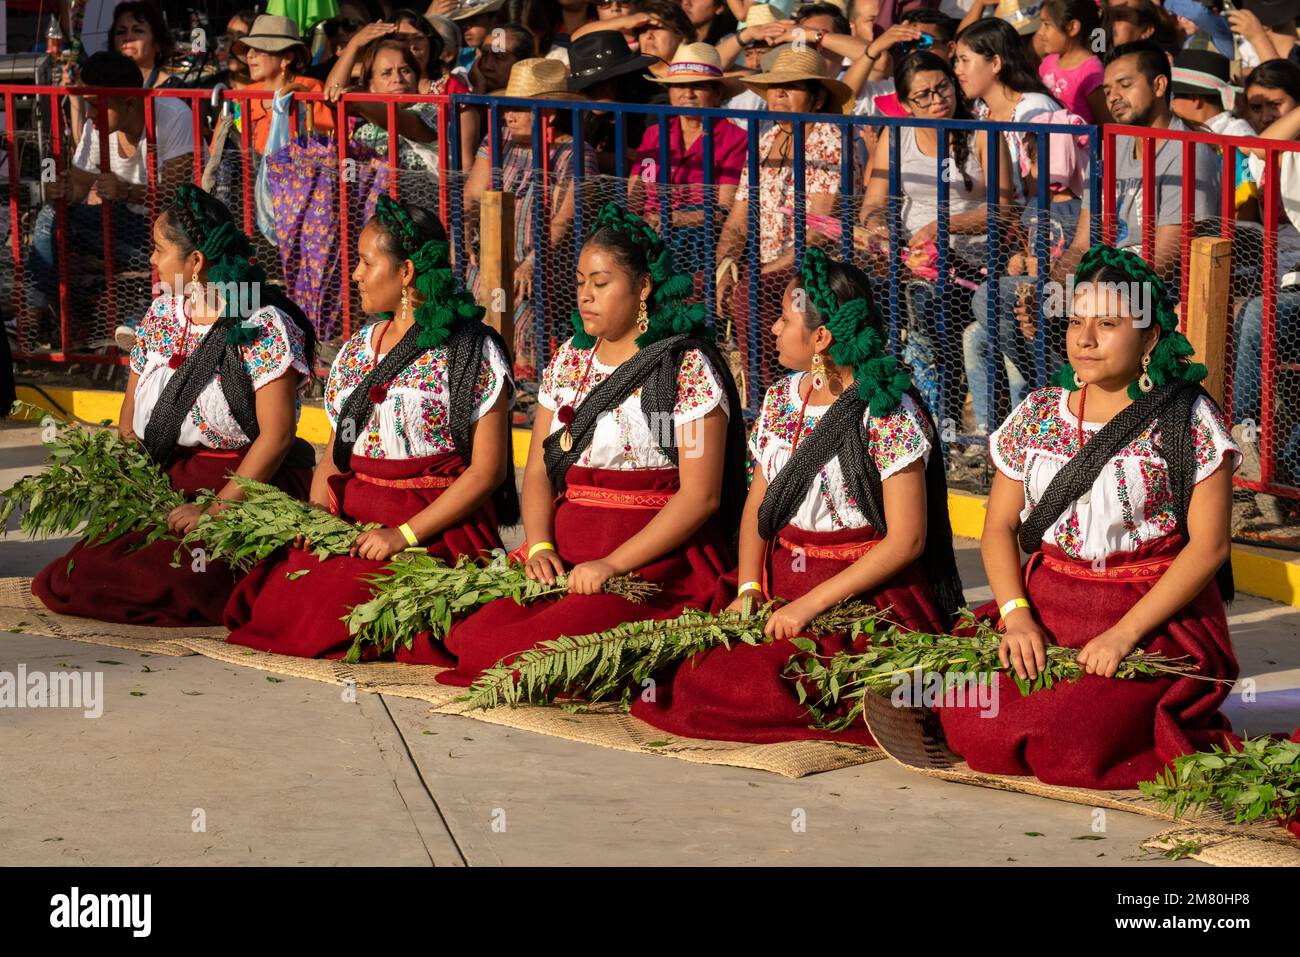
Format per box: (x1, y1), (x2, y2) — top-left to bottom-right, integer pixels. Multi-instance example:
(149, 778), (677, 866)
(750, 373), (933, 532)
(991, 386), (1241, 562)
(129, 295), (309, 449)
(537, 337), (730, 470)
(324, 320), (511, 460)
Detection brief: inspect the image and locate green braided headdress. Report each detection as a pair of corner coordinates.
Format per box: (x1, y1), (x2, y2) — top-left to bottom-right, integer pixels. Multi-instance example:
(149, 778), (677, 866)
(1051, 243), (1206, 400)
(569, 203), (710, 350)
(167, 183), (267, 345)
(799, 246), (911, 415)
(372, 193), (484, 348)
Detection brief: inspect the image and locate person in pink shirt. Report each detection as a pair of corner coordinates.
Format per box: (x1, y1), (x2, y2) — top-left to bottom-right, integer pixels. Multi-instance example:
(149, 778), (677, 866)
(1037, 0), (1111, 123)
(631, 42), (749, 274)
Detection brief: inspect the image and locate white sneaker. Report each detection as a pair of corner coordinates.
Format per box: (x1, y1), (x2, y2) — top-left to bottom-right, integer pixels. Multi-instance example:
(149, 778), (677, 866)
(114, 325), (137, 352)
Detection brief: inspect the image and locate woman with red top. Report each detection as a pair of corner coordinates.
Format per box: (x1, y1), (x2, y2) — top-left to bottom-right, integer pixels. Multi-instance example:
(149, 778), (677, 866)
(224, 197), (516, 660)
(630, 42), (747, 276)
(430, 204), (747, 682)
(633, 248), (961, 744)
(938, 246), (1242, 789)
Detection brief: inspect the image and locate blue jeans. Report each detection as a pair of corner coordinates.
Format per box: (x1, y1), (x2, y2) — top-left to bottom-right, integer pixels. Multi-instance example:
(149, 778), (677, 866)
(964, 276), (1063, 433)
(900, 279), (971, 430)
(1233, 289), (1300, 483)
(26, 201), (151, 322)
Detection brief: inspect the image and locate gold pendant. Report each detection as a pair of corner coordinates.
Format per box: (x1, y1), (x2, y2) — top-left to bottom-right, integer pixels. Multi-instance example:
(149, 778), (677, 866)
(559, 430), (573, 452)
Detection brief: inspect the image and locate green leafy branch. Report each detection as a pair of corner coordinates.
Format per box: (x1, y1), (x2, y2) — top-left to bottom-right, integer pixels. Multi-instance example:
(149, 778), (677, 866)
(460, 600), (887, 712)
(785, 610), (1229, 733)
(342, 553), (662, 662)
(1139, 736), (1300, 829)
(177, 474), (377, 570)
(0, 401), (183, 548)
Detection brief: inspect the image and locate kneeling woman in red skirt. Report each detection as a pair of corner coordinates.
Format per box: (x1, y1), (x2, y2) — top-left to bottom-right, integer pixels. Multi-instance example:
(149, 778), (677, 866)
(938, 245), (1241, 789)
(33, 184), (316, 626)
(225, 196), (517, 659)
(433, 203), (747, 681)
(633, 248), (962, 743)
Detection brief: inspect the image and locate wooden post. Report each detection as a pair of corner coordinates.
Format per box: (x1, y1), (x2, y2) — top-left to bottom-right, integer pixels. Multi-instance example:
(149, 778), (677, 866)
(479, 191), (515, 360)
(1185, 236), (1232, 407)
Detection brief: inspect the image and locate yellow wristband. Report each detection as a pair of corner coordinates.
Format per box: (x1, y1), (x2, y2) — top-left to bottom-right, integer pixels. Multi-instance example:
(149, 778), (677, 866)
(527, 541), (555, 561)
(398, 522), (420, 547)
(999, 597), (1030, 620)
(737, 581), (763, 597)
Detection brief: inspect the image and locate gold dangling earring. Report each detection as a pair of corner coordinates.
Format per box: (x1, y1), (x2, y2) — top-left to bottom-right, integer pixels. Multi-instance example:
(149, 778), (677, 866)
(1138, 351), (1154, 393)
(400, 286), (411, 322)
(637, 299), (649, 334)
(810, 351), (827, 392)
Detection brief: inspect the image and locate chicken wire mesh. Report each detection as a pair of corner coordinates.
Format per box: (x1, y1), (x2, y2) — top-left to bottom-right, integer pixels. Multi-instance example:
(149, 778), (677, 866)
(5, 91), (1300, 545)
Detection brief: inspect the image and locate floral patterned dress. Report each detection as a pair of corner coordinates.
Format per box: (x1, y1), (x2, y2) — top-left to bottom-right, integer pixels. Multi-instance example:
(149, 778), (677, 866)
(324, 320), (511, 459)
(990, 387), (1240, 563)
(129, 294), (310, 446)
(536, 337), (729, 469)
(750, 372), (932, 532)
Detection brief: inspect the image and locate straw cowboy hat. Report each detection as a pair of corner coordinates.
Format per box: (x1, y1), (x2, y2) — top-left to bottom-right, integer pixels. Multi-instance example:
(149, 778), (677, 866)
(741, 47), (854, 114)
(233, 14), (308, 54)
(746, 4), (779, 26)
(996, 0), (1042, 35)
(493, 58), (583, 99)
(647, 43), (745, 84)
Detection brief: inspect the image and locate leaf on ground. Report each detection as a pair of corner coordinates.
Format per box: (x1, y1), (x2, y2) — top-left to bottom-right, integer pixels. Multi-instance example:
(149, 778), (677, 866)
(1024, 832), (1044, 837)
(129, 691), (145, 697)
(96, 660), (123, 665)
(265, 676), (283, 684)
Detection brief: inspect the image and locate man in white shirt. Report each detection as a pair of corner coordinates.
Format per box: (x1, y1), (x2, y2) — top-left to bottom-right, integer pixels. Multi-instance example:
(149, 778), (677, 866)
(27, 51), (196, 342)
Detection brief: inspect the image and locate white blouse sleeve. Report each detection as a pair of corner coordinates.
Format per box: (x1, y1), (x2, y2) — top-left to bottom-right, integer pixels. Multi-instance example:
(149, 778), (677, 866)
(471, 335), (513, 422)
(241, 306), (310, 390)
(990, 390), (1050, 481)
(128, 296), (174, 374)
(537, 339), (580, 413)
(1190, 395), (1241, 484)
(324, 327), (372, 429)
(673, 348), (729, 426)
(867, 393), (932, 480)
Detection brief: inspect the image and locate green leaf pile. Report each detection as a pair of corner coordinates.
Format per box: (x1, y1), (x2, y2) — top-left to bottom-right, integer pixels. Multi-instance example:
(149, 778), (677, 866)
(0, 402), (183, 548)
(343, 553), (661, 662)
(785, 610), (1227, 733)
(461, 600), (886, 712)
(1140, 736), (1300, 829)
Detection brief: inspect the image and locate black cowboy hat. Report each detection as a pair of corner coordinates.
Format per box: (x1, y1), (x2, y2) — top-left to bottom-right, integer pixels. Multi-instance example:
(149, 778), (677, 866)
(567, 30), (658, 92)
(1169, 48), (1233, 100)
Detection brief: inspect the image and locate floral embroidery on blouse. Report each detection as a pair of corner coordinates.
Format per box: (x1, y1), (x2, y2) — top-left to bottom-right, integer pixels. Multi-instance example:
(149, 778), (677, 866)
(537, 338), (729, 470)
(324, 321), (509, 460)
(990, 386), (1240, 560)
(128, 295), (309, 449)
(734, 122), (848, 265)
(748, 373), (932, 532)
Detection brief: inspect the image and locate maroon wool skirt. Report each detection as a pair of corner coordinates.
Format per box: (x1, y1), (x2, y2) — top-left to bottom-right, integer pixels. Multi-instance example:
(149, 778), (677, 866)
(631, 524), (948, 745)
(937, 536), (1240, 790)
(224, 452), (502, 660)
(31, 446), (312, 627)
(438, 465), (732, 685)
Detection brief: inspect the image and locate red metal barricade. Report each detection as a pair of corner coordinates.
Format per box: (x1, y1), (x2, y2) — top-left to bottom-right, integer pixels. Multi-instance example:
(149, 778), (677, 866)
(0, 84), (453, 364)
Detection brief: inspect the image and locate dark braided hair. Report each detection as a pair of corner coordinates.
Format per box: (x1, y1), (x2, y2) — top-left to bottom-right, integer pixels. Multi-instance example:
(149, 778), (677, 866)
(158, 186), (316, 370)
(795, 247), (911, 413)
(1051, 244), (1205, 400)
(570, 203), (710, 349)
(895, 51), (975, 192)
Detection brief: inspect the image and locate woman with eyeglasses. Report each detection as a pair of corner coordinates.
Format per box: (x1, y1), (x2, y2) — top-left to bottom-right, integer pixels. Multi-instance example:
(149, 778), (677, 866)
(859, 51), (1012, 431)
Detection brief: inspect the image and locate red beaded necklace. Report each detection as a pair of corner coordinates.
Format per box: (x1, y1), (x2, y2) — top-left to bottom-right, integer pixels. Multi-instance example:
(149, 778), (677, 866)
(556, 339), (602, 452)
